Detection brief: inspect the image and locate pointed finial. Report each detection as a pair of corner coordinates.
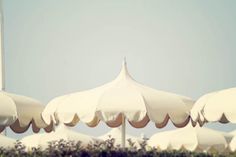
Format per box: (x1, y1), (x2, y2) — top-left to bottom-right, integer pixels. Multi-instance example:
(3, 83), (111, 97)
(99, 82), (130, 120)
(122, 57), (127, 66)
(115, 57), (133, 80)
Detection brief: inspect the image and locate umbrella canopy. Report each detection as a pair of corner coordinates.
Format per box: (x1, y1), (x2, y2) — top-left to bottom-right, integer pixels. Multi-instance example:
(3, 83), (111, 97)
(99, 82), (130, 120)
(230, 137), (236, 152)
(42, 60), (194, 128)
(0, 134), (15, 148)
(191, 88), (236, 126)
(0, 91), (53, 133)
(21, 125), (99, 150)
(229, 131), (236, 152)
(148, 125), (228, 152)
(230, 130), (236, 135)
(99, 128), (143, 148)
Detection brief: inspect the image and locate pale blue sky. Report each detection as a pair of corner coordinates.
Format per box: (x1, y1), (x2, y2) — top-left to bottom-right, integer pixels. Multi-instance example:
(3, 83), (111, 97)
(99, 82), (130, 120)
(2, 0), (236, 139)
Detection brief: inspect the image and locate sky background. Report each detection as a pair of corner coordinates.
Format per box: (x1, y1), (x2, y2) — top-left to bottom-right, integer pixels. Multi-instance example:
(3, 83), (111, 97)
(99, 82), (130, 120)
(2, 0), (236, 139)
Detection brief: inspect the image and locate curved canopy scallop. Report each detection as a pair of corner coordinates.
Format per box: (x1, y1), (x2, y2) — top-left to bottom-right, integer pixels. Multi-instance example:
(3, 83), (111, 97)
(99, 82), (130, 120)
(0, 91), (53, 133)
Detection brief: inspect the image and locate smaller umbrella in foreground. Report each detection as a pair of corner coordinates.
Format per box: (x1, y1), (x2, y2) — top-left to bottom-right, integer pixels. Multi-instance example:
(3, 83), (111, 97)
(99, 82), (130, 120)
(191, 88), (236, 126)
(0, 134), (16, 148)
(147, 125), (229, 153)
(99, 128), (143, 148)
(21, 125), (99, 150)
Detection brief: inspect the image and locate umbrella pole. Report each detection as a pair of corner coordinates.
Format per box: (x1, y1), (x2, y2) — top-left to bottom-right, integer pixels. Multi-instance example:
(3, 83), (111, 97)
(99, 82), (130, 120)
(0, 0), (6, 137)
(0, 0), (5, 91)
(121, 115), (126, 148)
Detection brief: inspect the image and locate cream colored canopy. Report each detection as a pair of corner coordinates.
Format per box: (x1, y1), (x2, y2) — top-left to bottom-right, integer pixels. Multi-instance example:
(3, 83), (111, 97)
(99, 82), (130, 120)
(230, 130), (236, 136)
(230, 137), (236, 152)
(0, 91), (52, 133)
(98, 128), (143, 148)
(42, 60), (194, 128)
(21, 125), (99, 150)
(229, 131), (236, 152)
(148, 125), (228, 152)
(0, 134), (15, 148)
(229, 130), (236, 152)
(191, 88), (236, 126)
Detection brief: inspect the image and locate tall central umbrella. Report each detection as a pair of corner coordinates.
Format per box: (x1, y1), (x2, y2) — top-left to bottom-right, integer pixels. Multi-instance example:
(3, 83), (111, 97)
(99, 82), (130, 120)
(0, 0), (52, 133)
(42, 59), (194, 147)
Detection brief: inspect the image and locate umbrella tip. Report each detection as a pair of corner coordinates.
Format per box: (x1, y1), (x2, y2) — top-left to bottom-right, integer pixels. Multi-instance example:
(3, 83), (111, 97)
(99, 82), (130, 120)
(122, 57), (127, 66)
(117, 57), (133, 80)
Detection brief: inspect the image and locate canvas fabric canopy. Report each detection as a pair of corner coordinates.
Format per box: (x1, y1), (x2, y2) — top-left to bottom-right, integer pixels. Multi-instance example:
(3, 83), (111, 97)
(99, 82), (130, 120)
(42, 60), (194, 128)
(0, 91), (53, 133)
(148, 125), (229, 152)
(191, 88), (236, 125)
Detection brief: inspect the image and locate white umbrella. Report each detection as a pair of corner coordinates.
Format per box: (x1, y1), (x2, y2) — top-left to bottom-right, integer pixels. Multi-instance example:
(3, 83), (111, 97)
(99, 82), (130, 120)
(0, 92), (53, 133)
(148, 125), (229, 152)
(42, 59), (194, 147)
(21, 125), (99, 150)
(191, 88), (236, 126)
(0, 134), (15, 148)
(99, 128), (143, 148)
(0, 0), (52, 133)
